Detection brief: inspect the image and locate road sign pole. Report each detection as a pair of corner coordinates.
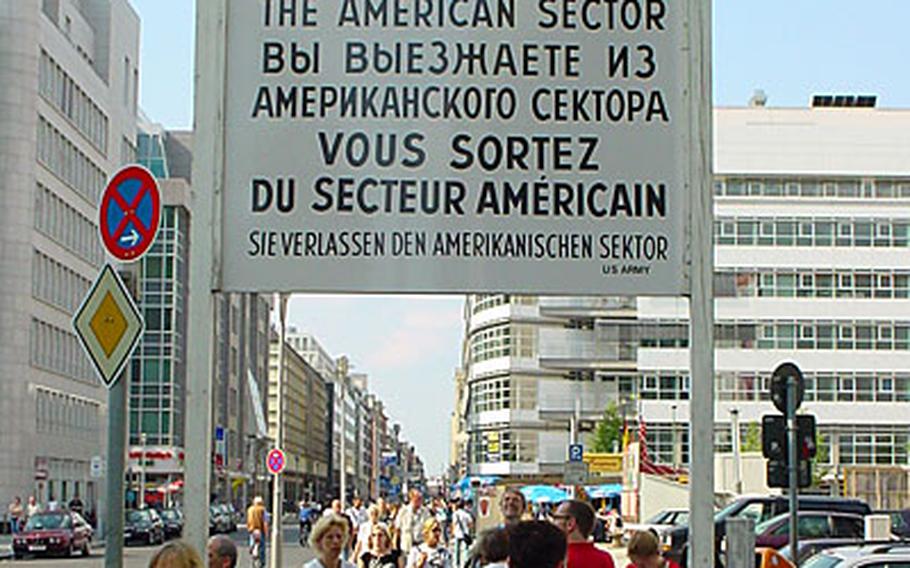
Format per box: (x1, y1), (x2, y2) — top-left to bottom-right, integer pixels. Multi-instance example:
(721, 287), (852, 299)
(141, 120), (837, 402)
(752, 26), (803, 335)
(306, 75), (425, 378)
(270, 294), (288, 568)
(103, 368), (126, 568)
(788, 376), (799, 567)
(185, 0), (226, 556)
(686, 1), (714, 566)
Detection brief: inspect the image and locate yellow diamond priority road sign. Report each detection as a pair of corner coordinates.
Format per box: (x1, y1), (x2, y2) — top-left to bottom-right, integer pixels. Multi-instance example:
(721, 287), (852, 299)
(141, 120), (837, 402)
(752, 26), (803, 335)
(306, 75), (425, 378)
(73, 264), (143, 389)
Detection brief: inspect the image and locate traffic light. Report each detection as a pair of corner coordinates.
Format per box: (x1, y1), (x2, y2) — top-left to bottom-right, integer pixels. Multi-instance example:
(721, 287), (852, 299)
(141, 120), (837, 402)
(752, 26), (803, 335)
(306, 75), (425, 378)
(761, 414), (817, 488)
(766, 459), (811, 488)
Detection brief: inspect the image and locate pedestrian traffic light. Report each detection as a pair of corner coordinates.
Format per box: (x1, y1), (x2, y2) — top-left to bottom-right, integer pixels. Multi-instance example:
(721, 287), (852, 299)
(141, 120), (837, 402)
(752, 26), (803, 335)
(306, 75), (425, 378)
(766, 459), (811, 489)
(762, 415), (817, 459)
(762, 414), (817, 488)
(762, 415), (787, 461)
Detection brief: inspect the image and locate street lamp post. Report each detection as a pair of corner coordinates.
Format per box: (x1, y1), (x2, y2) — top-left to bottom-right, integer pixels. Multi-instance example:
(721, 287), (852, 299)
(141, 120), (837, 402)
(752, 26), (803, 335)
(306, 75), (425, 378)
(671, 405), (679, 471)
(730, 408), (742, 495)
(139, 433), (147, 510)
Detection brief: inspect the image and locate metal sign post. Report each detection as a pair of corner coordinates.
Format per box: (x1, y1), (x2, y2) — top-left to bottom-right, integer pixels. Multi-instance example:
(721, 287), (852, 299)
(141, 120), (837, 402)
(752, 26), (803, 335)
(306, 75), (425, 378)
(184, 0), (225, 554)
(788, 376), (800, 567)
(104, 371), (127, 568)
(270, 294), (289, 568)
(686, 1), (715, 566)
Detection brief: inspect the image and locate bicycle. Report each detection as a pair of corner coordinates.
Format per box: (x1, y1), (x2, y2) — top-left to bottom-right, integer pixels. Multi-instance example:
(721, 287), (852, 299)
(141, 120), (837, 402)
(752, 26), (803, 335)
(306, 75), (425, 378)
(299, 518), (312, 546)
(250, 529), (266, 568)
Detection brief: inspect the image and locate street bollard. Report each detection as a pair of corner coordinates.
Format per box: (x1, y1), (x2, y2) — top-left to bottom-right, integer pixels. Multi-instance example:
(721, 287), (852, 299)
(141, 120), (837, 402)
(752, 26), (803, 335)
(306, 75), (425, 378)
(725, 517), (755, 568)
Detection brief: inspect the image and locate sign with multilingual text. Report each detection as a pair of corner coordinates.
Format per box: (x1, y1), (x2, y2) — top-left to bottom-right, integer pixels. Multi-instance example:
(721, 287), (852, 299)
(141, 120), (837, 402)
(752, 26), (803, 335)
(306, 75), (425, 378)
(219, 0), (693, 294)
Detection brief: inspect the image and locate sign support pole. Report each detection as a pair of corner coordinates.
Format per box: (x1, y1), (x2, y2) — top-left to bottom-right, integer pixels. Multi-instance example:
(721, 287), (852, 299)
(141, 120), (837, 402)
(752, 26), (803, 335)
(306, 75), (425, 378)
(270, 294), (288, 568)
(788, 377), (800, 567)
(185, 0), (226, 555)
(103, 368), (127, 568)
(686, 0), (715, 566)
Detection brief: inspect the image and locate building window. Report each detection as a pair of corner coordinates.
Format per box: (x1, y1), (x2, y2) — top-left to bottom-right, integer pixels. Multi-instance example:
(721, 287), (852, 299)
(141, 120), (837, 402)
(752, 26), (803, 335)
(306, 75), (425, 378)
(470, 324), (511, 363)
(38, 50), (108, 153)
(472, 295), (510, 314)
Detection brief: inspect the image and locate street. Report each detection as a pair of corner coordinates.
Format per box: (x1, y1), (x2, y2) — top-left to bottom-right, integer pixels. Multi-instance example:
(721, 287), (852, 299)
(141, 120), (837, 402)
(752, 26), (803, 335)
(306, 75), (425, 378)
(0, 527), (315, 567)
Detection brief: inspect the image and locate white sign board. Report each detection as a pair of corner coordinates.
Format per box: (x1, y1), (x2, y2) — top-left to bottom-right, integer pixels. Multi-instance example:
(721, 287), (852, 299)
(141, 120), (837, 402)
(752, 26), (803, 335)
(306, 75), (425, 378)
(221, 0), (692, 294)
(91, 456), (104, 479)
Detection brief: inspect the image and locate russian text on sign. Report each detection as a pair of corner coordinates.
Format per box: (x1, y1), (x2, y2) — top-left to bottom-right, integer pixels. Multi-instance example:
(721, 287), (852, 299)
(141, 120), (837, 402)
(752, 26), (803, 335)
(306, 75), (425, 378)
(221, 0), (688, 294)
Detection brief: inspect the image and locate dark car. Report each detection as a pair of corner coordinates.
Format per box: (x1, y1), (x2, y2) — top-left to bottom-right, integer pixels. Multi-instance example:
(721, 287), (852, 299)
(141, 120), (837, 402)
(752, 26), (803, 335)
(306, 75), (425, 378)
(209, 505), (233, 534)
(124, 508), (165, 545)
(12, 511), (93, 559)
(217, 504), (238, 533)
(663, 495), (871, 566)
(880, 509), (910, 538)
(754, 511), (864, 549)
(160, 508), (184, 539)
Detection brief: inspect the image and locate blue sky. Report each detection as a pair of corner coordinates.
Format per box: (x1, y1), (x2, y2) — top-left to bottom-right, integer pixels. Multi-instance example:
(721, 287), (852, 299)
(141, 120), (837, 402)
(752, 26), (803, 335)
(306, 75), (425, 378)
(129, 0), (910, 475)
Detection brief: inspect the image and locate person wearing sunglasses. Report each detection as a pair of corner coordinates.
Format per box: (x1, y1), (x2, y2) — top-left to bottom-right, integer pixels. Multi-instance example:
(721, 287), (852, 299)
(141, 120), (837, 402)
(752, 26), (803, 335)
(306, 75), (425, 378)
(405, 518), (451, 568)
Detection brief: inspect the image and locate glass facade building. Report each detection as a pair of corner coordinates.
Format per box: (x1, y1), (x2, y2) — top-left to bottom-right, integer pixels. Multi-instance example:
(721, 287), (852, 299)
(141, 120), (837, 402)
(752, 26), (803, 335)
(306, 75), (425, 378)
(129, 204), (188, 448)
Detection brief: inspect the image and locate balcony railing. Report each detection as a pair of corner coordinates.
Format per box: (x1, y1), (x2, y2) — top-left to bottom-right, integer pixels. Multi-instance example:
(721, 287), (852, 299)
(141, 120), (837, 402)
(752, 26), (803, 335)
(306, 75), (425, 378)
(538, 296), (637, 316)
(537, 380), (618, 416)
(538, 329), (637, 367)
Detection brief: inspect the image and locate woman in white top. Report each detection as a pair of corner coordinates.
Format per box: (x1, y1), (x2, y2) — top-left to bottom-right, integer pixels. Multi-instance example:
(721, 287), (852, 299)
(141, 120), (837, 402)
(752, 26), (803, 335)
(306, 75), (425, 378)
(406, 518), (451, 568)
(305, 514), (357, 568)
(352, 504), (382, 562)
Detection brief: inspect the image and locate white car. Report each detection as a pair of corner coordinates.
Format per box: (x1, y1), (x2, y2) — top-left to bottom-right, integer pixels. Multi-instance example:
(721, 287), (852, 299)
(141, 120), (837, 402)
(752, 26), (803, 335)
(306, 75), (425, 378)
(803, 543), (910, 567)
(622, 508), (689, 543)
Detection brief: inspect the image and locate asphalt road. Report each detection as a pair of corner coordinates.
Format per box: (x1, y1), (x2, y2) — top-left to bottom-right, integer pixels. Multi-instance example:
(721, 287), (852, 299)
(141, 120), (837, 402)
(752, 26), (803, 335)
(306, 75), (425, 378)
(0, 527), (315, 567)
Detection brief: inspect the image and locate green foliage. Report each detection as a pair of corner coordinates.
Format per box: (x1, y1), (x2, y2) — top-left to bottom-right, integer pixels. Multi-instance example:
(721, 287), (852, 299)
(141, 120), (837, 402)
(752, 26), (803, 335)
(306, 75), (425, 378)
(591, 402), (623, 453)
(741, 422), (762, 452)
(812, 434), (831, 487)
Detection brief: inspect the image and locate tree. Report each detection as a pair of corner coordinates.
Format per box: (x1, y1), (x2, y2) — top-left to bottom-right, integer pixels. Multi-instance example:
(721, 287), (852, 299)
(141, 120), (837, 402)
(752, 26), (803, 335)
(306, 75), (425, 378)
(591, 402), (623, 453)
(812, 434), (832, 487)
(741, 422), (762, 453)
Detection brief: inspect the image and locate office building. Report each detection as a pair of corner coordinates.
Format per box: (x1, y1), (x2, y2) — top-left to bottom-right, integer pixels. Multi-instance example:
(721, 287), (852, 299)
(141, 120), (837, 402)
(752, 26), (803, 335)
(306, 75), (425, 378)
(268, 337), (330, 503)
(456, 102), (910, 480)
(0, 0), (140, 514)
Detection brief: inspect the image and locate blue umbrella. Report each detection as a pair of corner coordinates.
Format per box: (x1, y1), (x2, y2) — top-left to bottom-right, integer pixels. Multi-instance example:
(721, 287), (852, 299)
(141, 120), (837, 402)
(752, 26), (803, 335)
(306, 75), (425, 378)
(451, 475), (499, 491)
(521, 485), (569, 504)
(584, 484), (623, 499)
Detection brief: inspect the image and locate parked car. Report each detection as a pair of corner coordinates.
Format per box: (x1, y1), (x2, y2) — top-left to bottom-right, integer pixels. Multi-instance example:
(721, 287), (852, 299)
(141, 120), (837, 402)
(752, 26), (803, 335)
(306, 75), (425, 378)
(802, 542), (910, 567)
(778, 538), (902, 565)
(755, 547), (795, 568)
(879, 509), (910, 538)
(12, 511), (92, 559)
(217, 503), (238, 533)
(623, 508), (689, 543)
(124, 508), (165, 545)
(754, 511), (864, 549)
(209, 505), (232, 534)
(662, 495), (871, 567)
(160, 508), (184, 539)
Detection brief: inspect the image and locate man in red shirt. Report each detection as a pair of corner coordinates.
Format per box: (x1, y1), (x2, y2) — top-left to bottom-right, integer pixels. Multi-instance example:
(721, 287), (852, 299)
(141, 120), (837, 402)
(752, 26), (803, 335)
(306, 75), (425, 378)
(551, 499), (616, 568)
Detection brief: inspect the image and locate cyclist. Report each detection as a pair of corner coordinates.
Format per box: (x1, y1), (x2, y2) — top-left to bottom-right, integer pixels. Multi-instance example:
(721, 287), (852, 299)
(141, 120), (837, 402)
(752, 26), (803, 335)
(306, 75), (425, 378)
(246, 496), (269, 567)
(299, 500), (317, 546)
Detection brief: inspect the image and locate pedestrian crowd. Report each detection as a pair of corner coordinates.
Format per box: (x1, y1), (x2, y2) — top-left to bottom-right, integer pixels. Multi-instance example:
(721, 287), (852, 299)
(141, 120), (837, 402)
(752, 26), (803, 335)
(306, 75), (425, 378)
(26, 486), (670, 567)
